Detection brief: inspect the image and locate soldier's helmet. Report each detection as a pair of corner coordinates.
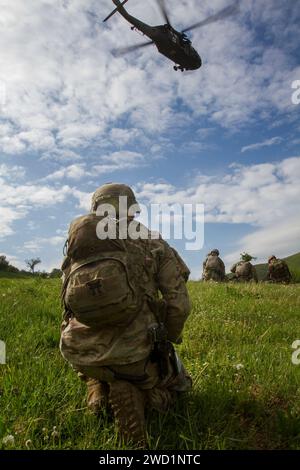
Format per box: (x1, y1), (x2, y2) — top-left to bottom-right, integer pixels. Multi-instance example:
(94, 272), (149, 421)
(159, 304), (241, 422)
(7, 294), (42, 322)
(268, 255), (276, 263)
(211, 249), (219, 256)
(91, 183), (140, 215)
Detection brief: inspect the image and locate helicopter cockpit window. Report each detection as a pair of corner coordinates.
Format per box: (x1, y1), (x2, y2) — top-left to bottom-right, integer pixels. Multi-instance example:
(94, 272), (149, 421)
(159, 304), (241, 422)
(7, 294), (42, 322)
(169, 31), (178, 44)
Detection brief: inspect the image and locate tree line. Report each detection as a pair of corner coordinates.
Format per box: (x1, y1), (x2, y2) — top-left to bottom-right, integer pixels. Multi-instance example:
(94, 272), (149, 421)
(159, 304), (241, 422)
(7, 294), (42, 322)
(0, 255), (61, 278)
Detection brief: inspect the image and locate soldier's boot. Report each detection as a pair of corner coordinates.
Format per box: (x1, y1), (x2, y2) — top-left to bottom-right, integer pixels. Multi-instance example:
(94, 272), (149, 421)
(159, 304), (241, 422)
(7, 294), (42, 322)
(86, 378), (110, 414)
(109, 380), (147, 448)
(145, 387), (177, 413)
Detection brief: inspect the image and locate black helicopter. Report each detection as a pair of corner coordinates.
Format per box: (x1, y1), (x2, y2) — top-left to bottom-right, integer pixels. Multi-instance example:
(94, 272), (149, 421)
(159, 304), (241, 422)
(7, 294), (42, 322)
(104, 0), (239, 72)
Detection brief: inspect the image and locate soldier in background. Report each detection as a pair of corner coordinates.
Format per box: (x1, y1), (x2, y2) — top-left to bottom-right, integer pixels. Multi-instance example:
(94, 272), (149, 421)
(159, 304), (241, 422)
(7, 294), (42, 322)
(230, 253), (258, 283)
(267, 255), (292, 284)
(202, 249), (225, 282)
(60, 183), (192, 447)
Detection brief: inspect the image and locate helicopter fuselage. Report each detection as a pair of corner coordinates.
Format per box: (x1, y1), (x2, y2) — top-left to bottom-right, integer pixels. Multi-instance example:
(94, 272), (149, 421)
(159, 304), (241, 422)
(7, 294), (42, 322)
(111, 1), (202, 70)
(149, 25), (202, 71)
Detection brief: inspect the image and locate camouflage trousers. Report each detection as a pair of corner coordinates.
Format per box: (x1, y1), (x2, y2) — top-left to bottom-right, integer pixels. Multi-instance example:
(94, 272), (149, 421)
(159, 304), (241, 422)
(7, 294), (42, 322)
(203, 269), (224, 282)
(232, 276), (257, 283)
(77, 353), (192, 413)
(269, 277), (291, 284)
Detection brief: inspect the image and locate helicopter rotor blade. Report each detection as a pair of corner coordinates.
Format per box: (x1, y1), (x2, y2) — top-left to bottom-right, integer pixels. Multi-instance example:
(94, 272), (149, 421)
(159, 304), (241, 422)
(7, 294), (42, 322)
(111, 40), (154, 57)
(182, 1), (240, 33)
(156, 0), (171, 25)
(103, 0), (129, 23)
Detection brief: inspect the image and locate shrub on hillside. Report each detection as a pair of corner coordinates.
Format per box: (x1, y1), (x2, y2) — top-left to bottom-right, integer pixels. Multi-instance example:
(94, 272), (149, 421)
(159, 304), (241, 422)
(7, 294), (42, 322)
(291, 269), (300, 283)
(0, 256), (19, 273)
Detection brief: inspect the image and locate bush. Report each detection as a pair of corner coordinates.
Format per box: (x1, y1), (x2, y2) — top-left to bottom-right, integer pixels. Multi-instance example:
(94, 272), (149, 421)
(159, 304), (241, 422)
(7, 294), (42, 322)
(291, 269), (300, 283)
(49, 268), (62, 278)
(0, 255), (9, 271)
(7, 265), (19, 273)
(0, 255), (19, 273)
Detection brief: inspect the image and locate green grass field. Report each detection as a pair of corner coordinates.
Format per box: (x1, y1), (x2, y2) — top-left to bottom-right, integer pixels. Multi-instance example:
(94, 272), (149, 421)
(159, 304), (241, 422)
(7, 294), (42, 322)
(1, 278), (300, 450)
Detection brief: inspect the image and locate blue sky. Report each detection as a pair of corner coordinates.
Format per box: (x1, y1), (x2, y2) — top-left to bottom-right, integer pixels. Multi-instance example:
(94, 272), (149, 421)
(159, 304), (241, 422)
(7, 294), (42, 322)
(0, 0), (299, 278)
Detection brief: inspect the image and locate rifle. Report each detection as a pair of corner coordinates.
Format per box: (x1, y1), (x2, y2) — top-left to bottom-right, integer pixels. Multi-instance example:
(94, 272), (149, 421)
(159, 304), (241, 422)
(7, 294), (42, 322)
(148, 299), (179, 380)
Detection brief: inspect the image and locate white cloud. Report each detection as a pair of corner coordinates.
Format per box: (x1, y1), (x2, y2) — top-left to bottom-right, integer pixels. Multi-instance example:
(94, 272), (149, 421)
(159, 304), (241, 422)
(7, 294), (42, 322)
(136, 156), (300, 261)
(225, 215), (300, 266)
(136, 156), (300, 226)
(0, 205), (26, 238)
(0, 168), (72, 238)
(101, 150), (143, 165)
(0, 0), (298, 159)
(0, 164), (25, 180)
(72, 189), (93, 212)
(44, 164), (87, 181)
(22, 235), (65, 253)
(43, 151), (146, 181)
(41, 148), (83, 162)
(0, 183), (71, 207)
(241, 137), (283, 153)
(109, 128), (141, 146)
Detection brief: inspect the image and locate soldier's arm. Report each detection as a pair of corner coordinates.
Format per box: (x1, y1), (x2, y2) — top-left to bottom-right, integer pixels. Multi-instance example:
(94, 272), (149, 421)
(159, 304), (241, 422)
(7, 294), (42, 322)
(220, 259), (226, 274)
(156, 242), (191, 343)
(230, 263), (237, 273)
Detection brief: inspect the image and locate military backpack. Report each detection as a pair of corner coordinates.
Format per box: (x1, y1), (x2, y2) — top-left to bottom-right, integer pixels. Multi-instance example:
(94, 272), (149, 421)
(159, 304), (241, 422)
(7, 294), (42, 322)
(235, 261), (252, 278)
(61, 214), (144, 327)
(271, 259), (289, 279)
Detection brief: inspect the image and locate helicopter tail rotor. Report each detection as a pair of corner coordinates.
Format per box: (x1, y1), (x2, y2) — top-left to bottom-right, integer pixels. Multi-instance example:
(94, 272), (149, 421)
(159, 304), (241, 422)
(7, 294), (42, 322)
(103, 0), (129, 23)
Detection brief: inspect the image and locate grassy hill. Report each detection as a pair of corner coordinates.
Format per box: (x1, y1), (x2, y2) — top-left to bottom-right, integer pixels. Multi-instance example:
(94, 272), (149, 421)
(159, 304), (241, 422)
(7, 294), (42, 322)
(255, 252), (300, 281)
(1, 278), (300, 450)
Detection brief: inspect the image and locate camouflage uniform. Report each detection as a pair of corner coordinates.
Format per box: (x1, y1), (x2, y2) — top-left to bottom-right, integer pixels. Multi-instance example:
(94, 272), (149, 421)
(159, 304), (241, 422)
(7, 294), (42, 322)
(60, 183), (191, 447)
(230, 260), (258, 283)
(267, 256), (292, 284)
(202, 249), (225, 282)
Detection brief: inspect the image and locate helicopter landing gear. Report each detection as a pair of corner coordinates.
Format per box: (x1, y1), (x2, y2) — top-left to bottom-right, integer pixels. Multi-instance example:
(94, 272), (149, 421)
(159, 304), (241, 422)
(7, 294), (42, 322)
(173, 65), (185, 72)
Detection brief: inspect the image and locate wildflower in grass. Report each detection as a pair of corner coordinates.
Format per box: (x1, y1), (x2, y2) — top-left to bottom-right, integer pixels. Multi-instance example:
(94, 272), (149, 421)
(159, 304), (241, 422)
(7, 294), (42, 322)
(234, 363), (244, 370)
(2, 435), (15, 446)
(51, 426), (59, 439)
